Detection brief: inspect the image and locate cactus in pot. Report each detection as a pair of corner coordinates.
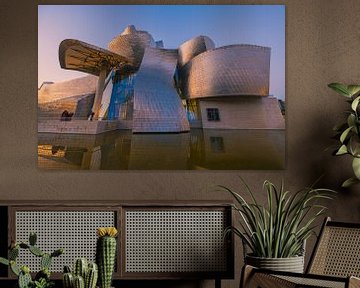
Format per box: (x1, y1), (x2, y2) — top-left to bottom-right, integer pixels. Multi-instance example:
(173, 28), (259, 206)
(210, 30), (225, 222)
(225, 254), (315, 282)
(96, 227), (118, 288)
(0, 232), (63, 288)
(62, 259), (98, 288)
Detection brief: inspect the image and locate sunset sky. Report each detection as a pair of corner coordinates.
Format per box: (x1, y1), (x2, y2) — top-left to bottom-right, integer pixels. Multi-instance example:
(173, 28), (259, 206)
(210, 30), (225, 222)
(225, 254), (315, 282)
(38, 5), (285, 100)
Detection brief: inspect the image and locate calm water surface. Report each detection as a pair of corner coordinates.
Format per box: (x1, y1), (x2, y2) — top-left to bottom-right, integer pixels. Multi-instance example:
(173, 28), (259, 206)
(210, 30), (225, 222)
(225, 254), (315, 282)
(38, 129), (285, 170)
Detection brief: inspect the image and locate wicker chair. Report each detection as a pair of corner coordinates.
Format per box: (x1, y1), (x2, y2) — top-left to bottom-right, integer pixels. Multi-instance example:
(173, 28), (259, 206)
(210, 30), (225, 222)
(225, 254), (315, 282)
(241, 217), (360, 288)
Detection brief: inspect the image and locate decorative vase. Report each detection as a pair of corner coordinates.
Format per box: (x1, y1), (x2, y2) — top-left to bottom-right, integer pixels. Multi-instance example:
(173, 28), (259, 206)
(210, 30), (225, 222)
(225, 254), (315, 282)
(245, 254), (305, 273)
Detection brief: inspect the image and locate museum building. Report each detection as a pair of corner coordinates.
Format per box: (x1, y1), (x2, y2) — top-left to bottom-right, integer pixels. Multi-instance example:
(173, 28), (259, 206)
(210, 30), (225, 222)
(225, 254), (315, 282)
(38, 25), (285, 134)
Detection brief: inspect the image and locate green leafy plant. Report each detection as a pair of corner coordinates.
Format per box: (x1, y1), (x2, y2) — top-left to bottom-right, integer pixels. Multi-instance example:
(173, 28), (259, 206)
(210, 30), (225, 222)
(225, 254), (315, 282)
(328, 83), (360, 187)
(221, 179), (335, 258)
(0, 232), (63, 288)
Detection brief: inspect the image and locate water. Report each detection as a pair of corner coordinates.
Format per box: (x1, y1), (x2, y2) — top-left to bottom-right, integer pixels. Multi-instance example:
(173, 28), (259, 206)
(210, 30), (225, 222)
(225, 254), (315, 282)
(38, 129), (285, 170)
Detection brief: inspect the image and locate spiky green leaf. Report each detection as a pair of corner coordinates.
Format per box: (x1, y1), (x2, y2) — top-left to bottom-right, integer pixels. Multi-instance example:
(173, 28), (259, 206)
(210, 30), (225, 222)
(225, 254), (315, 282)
(351, 96), (360, 111)
(336, 144), (348, 155)
(340, 126), (353, 143)
(328, 83), (351, 98)
(220, 180), (335, 258)
(352, 157), (360, 179)
(342, 177), (360, 188)
(347, 85), (360, 97)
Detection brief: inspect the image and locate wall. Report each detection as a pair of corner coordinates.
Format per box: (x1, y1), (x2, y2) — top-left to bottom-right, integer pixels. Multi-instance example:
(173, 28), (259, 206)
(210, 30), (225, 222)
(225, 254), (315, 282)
(199, 97), (285, 129)
(1, 1), (360, 288)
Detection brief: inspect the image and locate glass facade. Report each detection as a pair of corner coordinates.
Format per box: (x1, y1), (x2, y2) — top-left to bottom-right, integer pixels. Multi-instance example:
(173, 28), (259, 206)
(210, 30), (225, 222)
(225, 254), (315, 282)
(184, 99), (201, 121)
(108, 71), (135, 120)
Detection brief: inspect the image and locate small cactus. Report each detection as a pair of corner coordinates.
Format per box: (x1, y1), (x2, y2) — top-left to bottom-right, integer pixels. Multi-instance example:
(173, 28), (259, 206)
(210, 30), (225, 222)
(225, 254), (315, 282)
(51, 248), (64, 258)
(74, 258), (88, 279)
(9, 246), (19, 260)
(29, 245), (44, 257)
(29, 232), (37, 246)
(63, 259), (98, 288)
(74, 275), (85, 288)
(0, 232), (63, 288)
(96, 227), (118, 288)
(63, 272), (74, 288)
(64, 265), (72, 273)
(85, 263), (98, 288)
(18, 269), (32, 288)
(41, 253), (52, 270)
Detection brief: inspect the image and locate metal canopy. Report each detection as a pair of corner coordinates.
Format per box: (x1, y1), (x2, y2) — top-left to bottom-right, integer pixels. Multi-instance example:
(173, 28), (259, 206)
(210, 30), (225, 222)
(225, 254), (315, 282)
(59, 39), (132, 76)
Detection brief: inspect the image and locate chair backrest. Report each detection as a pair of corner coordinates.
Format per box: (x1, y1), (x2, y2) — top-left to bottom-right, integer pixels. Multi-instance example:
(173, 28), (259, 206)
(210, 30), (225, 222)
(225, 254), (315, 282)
(307, 217), (360, 277)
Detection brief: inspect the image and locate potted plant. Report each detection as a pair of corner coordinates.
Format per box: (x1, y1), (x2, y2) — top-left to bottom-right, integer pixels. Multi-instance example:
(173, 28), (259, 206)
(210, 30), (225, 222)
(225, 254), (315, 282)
(0, 232), (63, 288)
(328, 83), (360, 187)
(221, 179), (335, 273)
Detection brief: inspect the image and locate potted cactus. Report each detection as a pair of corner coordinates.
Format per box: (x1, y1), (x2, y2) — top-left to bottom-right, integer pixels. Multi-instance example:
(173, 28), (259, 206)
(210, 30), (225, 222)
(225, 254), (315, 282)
(96, 227), (118, 288)
(0, 232), (63, 288)
(62, 258), (98, 288)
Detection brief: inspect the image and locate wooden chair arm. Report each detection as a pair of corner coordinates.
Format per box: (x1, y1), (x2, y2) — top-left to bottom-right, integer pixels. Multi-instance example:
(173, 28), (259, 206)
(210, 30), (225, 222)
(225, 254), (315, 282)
(349, 276), (360, 288)
(240, 265), (295, 288)
(240, 265), (353, 288)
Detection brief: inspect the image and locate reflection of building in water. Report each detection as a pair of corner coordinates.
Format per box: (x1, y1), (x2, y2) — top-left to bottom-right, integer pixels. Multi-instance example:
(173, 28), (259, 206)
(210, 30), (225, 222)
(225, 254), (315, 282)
(128, 133), (190, 169)
(38, 129), (284, 170)
(189, 129), (285, 170)
(38, 25), (284, 134)
(38, 131), (132, 170)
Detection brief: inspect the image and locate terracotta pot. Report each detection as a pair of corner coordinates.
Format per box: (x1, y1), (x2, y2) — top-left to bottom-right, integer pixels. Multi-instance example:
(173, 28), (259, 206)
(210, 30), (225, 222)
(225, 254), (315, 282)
(245, 254), (305, 273)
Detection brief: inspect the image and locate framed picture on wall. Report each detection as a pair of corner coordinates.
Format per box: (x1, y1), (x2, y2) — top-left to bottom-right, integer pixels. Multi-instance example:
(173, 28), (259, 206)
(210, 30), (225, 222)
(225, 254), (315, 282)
(38, 5), (285, 170)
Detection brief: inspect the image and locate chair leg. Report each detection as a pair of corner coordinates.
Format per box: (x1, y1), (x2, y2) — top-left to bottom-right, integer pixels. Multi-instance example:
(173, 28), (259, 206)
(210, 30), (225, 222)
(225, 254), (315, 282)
(215, 278), (221, 288)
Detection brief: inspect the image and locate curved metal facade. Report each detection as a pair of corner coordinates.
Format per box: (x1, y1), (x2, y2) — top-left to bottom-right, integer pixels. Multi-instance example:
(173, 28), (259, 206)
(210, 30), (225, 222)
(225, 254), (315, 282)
(49, 25), (283, 133)
(179, 45), (271, 99)
(108, 25), (155, 71)
(59, 39), (130, 76)
(133, 47), (190, 133)
(178, 35), (215, 67)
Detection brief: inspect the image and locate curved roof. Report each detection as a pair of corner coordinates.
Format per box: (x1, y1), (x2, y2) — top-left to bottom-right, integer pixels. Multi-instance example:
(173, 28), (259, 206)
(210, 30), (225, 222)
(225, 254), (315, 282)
(178, 35), (215, 67)
(108, 25), (155, 70)
(59, 39), (132, 76)
(179, 44), (271, 99)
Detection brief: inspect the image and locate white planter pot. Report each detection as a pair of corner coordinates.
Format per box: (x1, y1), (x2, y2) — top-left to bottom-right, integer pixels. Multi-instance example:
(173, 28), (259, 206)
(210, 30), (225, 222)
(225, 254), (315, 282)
(245, 254), (305, 273)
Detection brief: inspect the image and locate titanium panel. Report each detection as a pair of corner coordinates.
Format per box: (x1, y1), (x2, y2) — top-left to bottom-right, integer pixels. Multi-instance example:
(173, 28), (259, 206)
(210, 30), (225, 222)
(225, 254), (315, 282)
(108, 25), (155, 71)
(59, 39), (131, 76)
(133, 47), (190, 133)
(178, 35), (215, 67)
(179, 45), (271, 99)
